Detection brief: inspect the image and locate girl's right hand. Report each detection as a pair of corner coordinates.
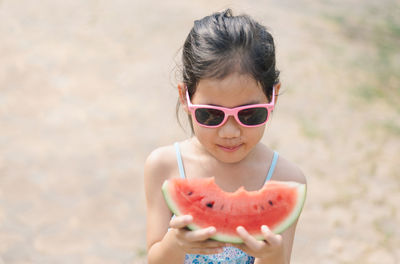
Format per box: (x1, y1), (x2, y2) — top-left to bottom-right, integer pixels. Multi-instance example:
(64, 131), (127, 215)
(169, 215), (227, 255)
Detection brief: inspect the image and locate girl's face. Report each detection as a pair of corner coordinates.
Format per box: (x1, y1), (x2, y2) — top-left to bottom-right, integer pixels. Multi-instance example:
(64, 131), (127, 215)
(187, 73), (270, 164)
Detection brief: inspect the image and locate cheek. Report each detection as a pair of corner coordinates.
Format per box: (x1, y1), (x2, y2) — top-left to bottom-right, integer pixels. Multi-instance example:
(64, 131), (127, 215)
(193, 126), (221, 149)
(246, 126), (266, 142)
(193, 125), (214, 140)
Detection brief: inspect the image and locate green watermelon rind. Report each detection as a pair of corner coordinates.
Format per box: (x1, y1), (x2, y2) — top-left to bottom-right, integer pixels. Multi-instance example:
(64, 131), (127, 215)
(269, 182), (306, 234)
(162, 180), (182, 216)
(161, 180), (307, 244)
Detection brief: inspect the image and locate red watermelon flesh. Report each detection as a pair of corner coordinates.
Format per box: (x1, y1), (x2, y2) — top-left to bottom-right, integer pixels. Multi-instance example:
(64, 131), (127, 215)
(162, 177), (306, 243)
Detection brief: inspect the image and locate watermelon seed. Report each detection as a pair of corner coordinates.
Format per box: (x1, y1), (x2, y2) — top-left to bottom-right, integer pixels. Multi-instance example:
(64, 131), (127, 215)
(187, 191), (193, 196)
(260, 205), (265, 210)
(269, 200), (274, 206)
(206, 202), (214, 208)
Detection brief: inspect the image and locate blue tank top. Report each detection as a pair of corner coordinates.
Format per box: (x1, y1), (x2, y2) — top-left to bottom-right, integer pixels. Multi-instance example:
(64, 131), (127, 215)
(174, 142), (279, 264)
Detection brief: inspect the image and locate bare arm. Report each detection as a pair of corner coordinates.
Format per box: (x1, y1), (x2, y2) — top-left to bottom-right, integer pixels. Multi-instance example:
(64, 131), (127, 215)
(144, 148), (186, 264)
(144, 147), (226, 264)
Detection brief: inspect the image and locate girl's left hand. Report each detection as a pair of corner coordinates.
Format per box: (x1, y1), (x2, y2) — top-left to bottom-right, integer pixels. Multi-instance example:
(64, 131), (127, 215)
(232, 225), (285, 262)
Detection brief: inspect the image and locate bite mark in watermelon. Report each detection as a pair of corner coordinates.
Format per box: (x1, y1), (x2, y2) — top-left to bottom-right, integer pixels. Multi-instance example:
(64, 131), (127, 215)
(162, 177), (306, 243)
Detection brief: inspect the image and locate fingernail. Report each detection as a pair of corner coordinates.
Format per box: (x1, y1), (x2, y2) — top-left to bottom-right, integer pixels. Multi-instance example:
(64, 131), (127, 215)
(209, 226), (216, 233)
(184, 215), (193, 221)
(262, 225), (269, 231)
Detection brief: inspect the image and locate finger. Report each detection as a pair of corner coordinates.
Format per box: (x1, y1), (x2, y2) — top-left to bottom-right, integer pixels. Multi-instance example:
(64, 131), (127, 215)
(175, 229), (226, 248)
(261, 225), (282, 247)
(236, 226), (264, 251)
(184, 226), (218, 242)
(169, 215), (193, 229)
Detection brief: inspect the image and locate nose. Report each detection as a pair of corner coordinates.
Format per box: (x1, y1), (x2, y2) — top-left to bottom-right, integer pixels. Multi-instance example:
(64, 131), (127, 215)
(218, 116), (241, 138)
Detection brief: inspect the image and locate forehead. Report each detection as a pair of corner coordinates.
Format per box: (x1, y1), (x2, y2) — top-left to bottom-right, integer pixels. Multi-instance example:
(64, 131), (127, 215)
(193, 73), (268, 106)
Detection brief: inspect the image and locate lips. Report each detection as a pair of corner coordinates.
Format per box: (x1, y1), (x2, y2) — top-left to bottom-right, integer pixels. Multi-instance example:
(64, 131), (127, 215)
(217, 143), (243, 152)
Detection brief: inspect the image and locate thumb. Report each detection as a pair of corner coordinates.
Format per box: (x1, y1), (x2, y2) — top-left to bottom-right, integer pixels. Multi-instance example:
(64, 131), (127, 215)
(169, 215), (193, 229)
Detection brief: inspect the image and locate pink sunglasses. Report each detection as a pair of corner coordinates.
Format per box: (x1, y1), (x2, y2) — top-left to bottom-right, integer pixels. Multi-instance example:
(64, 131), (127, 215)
(186, 88), (275, 128)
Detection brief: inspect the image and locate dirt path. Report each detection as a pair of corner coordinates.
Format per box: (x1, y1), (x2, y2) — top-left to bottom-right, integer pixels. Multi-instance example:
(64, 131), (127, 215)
(0, 0), (399, 263)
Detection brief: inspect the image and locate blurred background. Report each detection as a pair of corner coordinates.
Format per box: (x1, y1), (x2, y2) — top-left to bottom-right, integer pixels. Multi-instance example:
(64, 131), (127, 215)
(0, 0), (399, 263)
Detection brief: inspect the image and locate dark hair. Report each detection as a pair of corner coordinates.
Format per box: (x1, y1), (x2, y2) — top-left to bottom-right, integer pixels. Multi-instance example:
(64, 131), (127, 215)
(177, 9), (280, 129)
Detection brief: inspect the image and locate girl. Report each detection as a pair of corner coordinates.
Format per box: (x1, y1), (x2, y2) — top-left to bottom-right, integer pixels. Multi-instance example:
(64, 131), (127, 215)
(144, 9), (306, 264)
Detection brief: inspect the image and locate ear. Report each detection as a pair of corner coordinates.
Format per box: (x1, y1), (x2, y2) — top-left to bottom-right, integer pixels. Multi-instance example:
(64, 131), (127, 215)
(177, 82), (189, 113)
(274, 82), (281, 105)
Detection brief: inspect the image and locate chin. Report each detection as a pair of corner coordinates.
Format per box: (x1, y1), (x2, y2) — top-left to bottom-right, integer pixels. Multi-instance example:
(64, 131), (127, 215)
(213, 149), (249, 164)
(219, 157), (244, 164)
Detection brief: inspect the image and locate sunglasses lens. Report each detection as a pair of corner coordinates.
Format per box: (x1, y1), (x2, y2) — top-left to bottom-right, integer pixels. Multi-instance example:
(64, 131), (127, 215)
(238, 108), (268, 126)
(195, 108), (225, 126)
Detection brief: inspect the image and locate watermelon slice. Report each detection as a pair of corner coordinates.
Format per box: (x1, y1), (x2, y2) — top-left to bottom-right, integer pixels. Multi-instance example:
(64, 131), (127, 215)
(162, 177), (306, 243)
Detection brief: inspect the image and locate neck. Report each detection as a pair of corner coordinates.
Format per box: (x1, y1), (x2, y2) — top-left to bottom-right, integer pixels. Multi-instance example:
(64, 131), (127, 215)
(190, 137), (262, 192)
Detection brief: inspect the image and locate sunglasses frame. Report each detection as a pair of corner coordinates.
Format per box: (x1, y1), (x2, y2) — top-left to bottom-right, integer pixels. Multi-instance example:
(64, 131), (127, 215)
(186, 87), (275, 128)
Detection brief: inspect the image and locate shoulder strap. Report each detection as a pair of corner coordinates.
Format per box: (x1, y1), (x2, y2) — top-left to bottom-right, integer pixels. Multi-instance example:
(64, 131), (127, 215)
(174, 142), (186, 179)
(265, 151), (279, 183)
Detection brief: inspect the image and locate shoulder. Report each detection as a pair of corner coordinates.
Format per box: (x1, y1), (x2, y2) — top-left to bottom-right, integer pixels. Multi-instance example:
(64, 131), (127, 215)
(274, 153), (307, 185)
(144, 143), (181, 206)
(145, 144), (177, 168)
(144, 144), (177, 181)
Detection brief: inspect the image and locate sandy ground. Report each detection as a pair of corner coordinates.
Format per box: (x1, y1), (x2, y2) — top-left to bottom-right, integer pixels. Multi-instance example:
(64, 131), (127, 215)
(0, 0), (399, 263)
